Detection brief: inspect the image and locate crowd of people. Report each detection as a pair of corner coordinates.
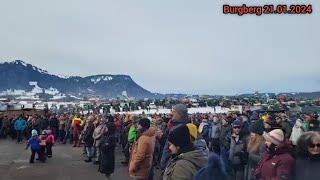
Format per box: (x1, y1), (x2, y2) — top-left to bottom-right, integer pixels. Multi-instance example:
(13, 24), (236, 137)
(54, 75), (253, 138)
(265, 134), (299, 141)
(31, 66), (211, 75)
(0, 103), (320, 180)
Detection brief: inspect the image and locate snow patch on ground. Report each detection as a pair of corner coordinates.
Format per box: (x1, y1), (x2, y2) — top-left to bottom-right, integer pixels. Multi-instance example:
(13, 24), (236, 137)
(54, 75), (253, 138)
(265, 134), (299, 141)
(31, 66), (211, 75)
(103, 76), (113, 81)
(51, 95), (67, 100)
(14, 60), (27, 67)
(91, 76), (113, 84)
(0, 82), (61, 99)
(56, 74), (70, 79)
(91, 77), (101, 84)
(29, 81), (43, 94)
(0, 89), (26, 96)
(44, 87), (60, 95)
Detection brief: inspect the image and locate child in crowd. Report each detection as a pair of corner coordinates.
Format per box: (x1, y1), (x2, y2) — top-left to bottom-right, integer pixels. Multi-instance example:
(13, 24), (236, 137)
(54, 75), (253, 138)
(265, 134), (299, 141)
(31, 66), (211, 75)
(46, 130), (55, 158)
(25, 129), (45, 163)
(39, 130), (47, 162)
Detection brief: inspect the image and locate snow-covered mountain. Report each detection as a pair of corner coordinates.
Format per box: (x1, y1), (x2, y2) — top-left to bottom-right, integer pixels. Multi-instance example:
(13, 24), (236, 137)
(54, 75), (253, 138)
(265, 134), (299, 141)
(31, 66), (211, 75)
(0, 60), (155, 99)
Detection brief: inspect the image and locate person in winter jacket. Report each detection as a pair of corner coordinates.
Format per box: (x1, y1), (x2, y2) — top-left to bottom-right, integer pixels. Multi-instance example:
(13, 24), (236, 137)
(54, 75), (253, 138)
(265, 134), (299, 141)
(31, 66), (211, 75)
(163, 125), (208, 180)
(198, 119), (210, 145)
(276, 114), (292, 139)
(58, 116), (66, 142)
(25, 129), (44, 163)
(160, 104), (189, 169)
(220, 118), (232, 170)
(46, 130), (55, 158)
(294, 131), (320, 180)
(93, 118), (108, 164)
(129, 118), (156, 180)
(14, 115), (27, 143)
(39, 131), (47, 162)
(304, 114), (320, 131)
(245, 122), (265, 180)
(194, 153), (228, 180)
(39, 116), (49, 132)
(255, 129), (295, 180)
(49, 115), (59, 140)
(229, 119), (248, 180)
(83, 118), (95, 162)
(210, 115), (221, 154)
(290, 119), (305, 145)
(187, 123), (209, 157)
(99, 122), (117, 178)
(72, 116), (83, 147)
(121, 114), (138, 165)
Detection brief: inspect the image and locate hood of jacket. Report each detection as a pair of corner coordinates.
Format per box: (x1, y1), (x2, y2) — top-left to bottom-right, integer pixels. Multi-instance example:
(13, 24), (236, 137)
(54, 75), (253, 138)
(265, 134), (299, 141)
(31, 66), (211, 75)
(141, 127), (156, 137)
(193, 139), (209, 157)
(178, 149), (208, 170)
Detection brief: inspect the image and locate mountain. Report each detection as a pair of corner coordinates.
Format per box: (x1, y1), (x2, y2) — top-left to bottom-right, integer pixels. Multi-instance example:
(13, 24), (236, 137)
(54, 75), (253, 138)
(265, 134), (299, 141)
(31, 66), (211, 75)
(0, 60), (156, 99)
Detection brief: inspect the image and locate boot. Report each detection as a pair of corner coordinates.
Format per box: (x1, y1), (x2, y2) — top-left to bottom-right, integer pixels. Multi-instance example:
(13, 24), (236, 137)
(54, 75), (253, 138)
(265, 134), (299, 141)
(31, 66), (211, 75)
(73, 140), (78, 147)
(84, 157), (92, 162)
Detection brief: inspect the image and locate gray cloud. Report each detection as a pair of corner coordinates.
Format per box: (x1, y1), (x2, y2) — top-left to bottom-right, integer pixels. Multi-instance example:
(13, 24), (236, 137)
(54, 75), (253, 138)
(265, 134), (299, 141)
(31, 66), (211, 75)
(0, 0), (319, 95)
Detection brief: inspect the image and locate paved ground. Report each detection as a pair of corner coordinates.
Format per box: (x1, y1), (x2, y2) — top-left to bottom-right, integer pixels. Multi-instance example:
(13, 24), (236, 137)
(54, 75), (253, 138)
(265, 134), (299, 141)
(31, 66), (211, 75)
(0, 139), (132, 180)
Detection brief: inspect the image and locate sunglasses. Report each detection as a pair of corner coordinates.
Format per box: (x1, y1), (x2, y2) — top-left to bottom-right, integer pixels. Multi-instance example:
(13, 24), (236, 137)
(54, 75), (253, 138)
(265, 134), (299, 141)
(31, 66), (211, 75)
(309, 143), (320, 148)
(233, 126), (241, 129)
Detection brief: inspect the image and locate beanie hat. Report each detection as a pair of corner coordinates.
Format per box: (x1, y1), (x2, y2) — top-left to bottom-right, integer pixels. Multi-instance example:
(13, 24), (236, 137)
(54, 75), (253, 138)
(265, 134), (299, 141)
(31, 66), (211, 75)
(138, 118), (151, 129)
(173, 104), (188, 119)
(168, 125), (193, 149)
(263, 129), (284, 146)
(250, 121), (265, 135)
(232, 119), (242, 128)
(186, 123), (198, 140)
(31, 129), (38, 137)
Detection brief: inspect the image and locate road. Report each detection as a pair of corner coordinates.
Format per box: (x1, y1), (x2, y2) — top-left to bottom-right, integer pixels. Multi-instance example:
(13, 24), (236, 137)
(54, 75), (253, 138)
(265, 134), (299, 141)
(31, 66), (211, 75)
(0, 139), (131, 180)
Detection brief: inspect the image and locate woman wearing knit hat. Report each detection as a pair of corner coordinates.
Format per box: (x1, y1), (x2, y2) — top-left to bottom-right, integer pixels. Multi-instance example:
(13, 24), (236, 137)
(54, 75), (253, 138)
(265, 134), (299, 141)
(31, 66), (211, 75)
(255, 129), (295, 180)
(129, 118), (156, 180)
(245, 122), (265, 180)
(163, 125), (207, 180)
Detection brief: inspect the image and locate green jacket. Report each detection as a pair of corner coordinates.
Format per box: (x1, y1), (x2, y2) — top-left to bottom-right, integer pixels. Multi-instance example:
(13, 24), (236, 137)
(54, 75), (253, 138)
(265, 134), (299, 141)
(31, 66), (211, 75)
(128, 125), (138, 143)
(163, 149), (208, 180)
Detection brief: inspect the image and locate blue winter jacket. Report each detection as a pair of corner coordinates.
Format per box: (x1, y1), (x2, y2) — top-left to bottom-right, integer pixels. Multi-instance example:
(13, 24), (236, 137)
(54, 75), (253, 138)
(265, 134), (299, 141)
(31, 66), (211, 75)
(26, 136), (41, 151)
(14, 118), (27, 131)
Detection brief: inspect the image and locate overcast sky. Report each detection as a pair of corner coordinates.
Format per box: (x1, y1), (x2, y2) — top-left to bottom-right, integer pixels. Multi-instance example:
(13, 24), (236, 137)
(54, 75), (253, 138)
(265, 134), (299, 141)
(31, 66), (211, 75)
(0, 0), (319, 95)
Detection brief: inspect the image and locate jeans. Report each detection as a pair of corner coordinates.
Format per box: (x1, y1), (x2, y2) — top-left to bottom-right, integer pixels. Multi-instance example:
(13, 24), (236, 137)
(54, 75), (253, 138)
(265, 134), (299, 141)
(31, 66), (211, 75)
(86, 147), (94, 158)
(59, 130), (66, 142)
(16, 130), (23, 142)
